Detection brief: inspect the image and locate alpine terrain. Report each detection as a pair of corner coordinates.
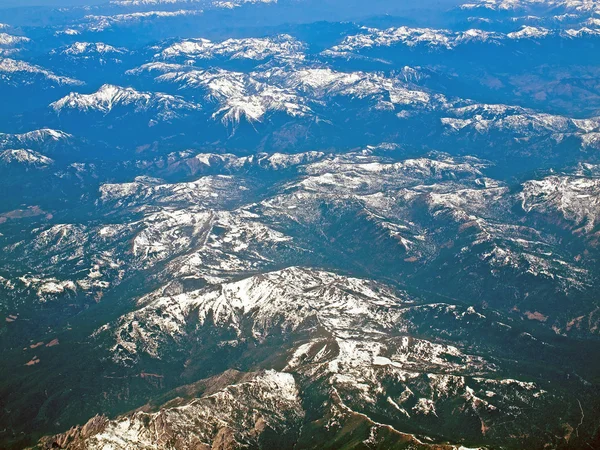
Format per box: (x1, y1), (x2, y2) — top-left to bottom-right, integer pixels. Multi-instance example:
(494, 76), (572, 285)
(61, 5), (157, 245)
(0, 0), (600, 449)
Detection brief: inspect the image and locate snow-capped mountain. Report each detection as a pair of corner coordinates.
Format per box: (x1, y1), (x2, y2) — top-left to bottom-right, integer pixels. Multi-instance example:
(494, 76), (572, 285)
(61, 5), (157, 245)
(324, 23), (600, 55)
(459, 0), (600, 15)
(78, 266), (581, 449)
(98, 173), (254, 208)
(249, 151), (593, 302)
(0, 128), (72, 150)
(326, 26), (489, 52)
(129, 65), (313, 125)
(0, 149), (54, 168)
(128, 63), (440, 127)
(455, 0), (600, 31)
(109, 0), (204, 5)
(57, 42), (127, 57)
(0, 58), (82, 86)
(271, 67), (436, 106)
(520, 173), (600, 234)
(155, 34), (305, 62)
(440, 103), (600, 153)
(72, 10), (204, 33)
(41, 370), (303, 450)
(109, 0), (276, 7)
(0, 32), (30, 47)
(50, 84), (201, 120)
(441, 103), (574, 134)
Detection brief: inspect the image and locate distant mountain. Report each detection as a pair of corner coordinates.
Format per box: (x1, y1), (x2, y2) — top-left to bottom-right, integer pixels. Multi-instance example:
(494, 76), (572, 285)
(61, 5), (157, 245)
(50, 84), (201, 120)
(0, 128), (72, 150)
(0, 148), (53, 168)
(154, 34), (305, 62)
(0, 58), (82, 87)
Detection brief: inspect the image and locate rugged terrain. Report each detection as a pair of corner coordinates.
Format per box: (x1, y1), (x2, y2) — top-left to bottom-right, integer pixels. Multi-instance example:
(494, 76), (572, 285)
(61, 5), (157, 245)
(0, 0), (600, 449)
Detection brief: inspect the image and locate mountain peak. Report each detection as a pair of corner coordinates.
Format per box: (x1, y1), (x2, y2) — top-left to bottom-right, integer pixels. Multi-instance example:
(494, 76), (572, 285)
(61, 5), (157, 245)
(0, 148), (53, 167)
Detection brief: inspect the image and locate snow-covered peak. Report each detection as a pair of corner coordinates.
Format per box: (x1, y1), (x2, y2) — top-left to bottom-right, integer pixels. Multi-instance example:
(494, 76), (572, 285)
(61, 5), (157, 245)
(78, 10), (203, 33)
(0, 33), (30, 47)
(59, 42), (127, 56)
(586, 17), (600, 26)
(110, 0), (275, 6)
(325, 25), (535, 55)
(54, 28), (81, 36)
(327, 26), (457, 52)
(40, 369), (302, 450)
(135, 63), (438, 125)
(455, 28), (504, 43)
(0, 58), (82, 86)
(450, 103), (529, 118)
(189, 150), (326, 172)
(459, 0), (600, 14)
(441, 102), (584, 136)
(125, 61), (187, 76)
(193, 266), (409, 336)
(98, 174), (249, 208)
(0, 129), (72, 149)
(460, 0), (546, 10)
(138, 67), (313, 126)
(211, 0), (277, 8)
(507, 25), (551, 39)
(50, 84), (201, 119)
(327, 23), (591, 55)
(270, 67), (434, 108)
(520, 175), (600, 233)
(106, 266), (412, 359)
(294, 154), (487, 195)
(0, 149), (53, 167)
(562, 27), (600, 37)
(110, 0), (202, 5)
(157, 34), (305, 61)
